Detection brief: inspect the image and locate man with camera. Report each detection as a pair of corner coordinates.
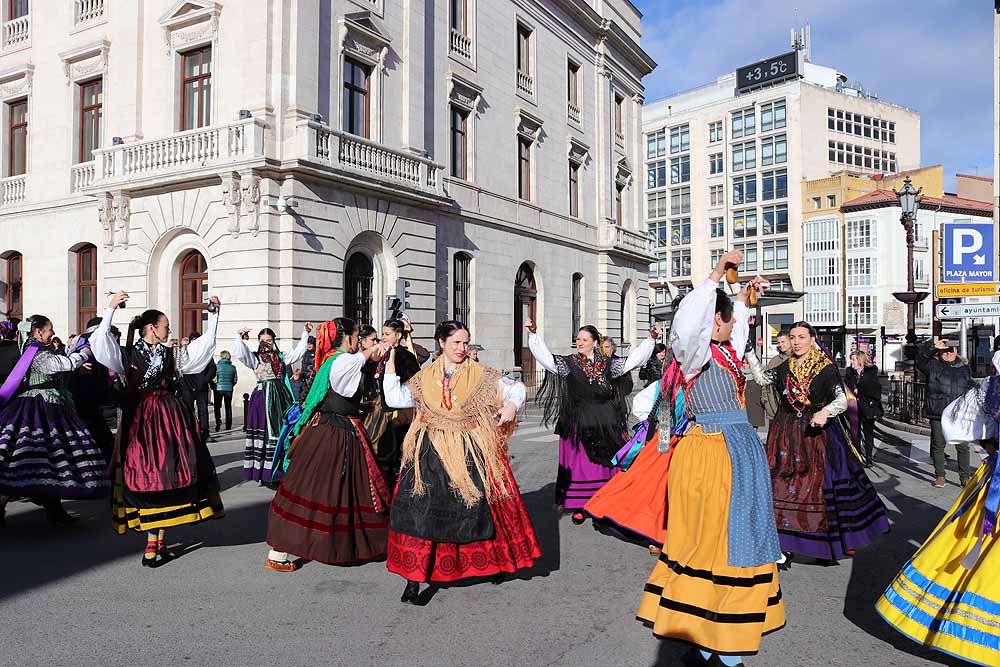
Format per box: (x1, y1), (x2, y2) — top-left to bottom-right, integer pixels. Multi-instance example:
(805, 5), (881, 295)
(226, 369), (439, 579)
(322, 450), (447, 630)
(916, 338), (975, 487)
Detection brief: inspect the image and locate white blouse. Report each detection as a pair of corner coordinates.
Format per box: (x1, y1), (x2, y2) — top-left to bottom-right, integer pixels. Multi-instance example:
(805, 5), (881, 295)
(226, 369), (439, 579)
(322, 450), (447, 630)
(32, 348), (91, 375)
(91, 307), (219, 376)
(232, 328), (310, 370)
(527, 333), (655, 378)
(383, 372), (527, 412)
(326, 350), (367, 397)
(670, 278), (750, 383)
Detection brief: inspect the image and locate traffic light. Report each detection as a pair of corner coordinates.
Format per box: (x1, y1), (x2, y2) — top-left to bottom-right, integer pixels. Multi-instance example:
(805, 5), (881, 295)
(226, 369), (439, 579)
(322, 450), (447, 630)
(387, 278), (411, 320)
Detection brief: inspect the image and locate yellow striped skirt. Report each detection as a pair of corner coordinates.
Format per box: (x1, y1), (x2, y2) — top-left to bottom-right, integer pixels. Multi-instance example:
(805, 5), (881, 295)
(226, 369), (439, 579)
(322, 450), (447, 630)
(637, 427), (785, 656)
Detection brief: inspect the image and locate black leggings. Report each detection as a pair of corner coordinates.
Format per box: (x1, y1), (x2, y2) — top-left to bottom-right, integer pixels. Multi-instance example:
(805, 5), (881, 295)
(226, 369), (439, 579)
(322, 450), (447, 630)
(214, 390), (233, 429)
(859, 417), (876, 462)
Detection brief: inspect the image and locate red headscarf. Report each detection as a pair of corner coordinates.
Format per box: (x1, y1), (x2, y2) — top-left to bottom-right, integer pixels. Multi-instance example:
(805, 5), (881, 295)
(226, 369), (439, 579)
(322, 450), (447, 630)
(312, 320), (339, 375)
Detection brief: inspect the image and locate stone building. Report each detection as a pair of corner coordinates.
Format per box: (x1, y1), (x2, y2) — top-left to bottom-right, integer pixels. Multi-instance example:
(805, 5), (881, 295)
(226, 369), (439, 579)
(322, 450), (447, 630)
(0, 0), (655, 396)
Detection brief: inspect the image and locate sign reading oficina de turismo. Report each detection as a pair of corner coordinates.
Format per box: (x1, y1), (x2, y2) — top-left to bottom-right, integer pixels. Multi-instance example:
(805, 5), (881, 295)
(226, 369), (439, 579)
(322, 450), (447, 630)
(941, 220), (996, 283)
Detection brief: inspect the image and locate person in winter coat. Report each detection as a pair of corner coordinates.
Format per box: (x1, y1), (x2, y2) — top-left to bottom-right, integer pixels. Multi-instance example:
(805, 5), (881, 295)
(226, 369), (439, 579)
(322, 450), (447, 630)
(845, 350), (882, 466)
(214, 351), (238, 431)
(760, 331), (791, 421)
(916, 338), (975, 487)
(638, 343), (667, 387)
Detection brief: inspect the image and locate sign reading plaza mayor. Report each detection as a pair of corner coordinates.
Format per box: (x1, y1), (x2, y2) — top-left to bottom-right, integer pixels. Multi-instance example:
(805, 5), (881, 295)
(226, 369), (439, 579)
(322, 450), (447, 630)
(941, 220), (996, 283)
(735, 51), (799, 93)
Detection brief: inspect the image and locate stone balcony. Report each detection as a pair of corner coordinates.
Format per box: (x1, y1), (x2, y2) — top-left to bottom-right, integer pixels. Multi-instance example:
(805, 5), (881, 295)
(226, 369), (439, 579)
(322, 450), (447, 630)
(3, 14), (28, 52)
(600, 224), (655, 262)
(84, 117), (267, 194)
(297, 121), (448, 203)
(517, 71), (534, 97)
(567, 101), (581, 124)
(71, 161), (96, 193)
(0, 174), (25, 206)
(449, 28), (472, 60)
(74, 0), (105, 28)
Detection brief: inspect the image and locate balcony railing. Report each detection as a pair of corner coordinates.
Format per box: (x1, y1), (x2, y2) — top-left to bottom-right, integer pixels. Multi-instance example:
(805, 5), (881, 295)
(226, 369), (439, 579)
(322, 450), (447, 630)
(71, 161), (96, 193)
(3, 14), (28, 51)
(300, 121), (445, 198)
(601, 224), (655, 258)
(517, 71), (534, 96)
(449, 28), (471, 60)
(567, 101), (581, 124)
(75, 0), (105, 27)
(91, 118), (266, 188)
(1, 175), (25, 206)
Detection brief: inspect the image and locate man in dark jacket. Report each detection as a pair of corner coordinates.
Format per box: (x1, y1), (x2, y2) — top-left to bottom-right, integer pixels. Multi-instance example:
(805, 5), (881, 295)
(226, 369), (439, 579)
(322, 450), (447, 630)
(182, 331), (217, 444)
(916, 338), (974, 487)
(67, 317), (116, 461)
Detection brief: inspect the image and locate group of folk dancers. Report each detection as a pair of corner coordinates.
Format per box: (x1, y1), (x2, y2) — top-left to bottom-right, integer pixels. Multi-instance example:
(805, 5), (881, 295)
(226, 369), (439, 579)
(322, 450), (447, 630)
(1, 250), (998, 665)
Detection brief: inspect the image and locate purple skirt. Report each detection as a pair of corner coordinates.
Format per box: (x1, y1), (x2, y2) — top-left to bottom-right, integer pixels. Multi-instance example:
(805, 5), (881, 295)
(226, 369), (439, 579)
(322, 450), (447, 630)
(776, 419), (889, 559)
(555, 434), (617, 510)
(244, 381), (293, 482)
(0, 394), (108, 499)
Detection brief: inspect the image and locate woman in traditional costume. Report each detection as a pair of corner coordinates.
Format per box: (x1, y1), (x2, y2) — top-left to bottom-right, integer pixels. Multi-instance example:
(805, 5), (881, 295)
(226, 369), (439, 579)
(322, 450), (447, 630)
(635, 251), (784, 666)
(527, 320), (657, 524)
(0, 315), (107, 526)
(264, 318), (391, 572)
(876, 352), (1000, 667)
(91, 291), (223, 568)
(383, 320), (540, 603)
(233, 323), (311, 483)
(751, 321), (889, 566)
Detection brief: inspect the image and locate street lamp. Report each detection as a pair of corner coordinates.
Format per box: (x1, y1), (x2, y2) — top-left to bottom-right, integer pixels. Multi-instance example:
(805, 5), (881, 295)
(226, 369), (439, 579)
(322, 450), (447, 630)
(891, 176), (929, 389)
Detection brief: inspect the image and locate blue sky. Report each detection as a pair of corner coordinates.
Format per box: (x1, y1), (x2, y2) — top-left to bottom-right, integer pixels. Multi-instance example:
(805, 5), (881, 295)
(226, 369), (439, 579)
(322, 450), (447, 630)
(633, 0), (994, 190)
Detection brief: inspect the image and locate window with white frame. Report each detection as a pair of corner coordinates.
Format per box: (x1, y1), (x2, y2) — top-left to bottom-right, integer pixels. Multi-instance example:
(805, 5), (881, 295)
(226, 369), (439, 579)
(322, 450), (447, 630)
(805, 219), (840, 253)
(805, 257), (839, 287)
(847, 218), (877, 249)
(914, 256), (927, 283)
(847, 295), (878, 327)
(761, 204), (788, 235)
(731, 107), (755, 138)
(732, 208), (757, 239)
(670, 124), (690, 154)
(649, 220), (667, 247)
(711, 248), (725, 266)
(732, 141), (755, 171)
(647, 160), (666, 189)
(709, 184), (724, 207)
(671, 248), (692, 277)
(670, 186), (690, 215)
(761, 169), (787, 200)
(709, 152), (724, 175)
(646, 191), (666, 219)
(647, 129), (665, 159)
(807, 292), (841, 325)
(670, 155), (690, 184)
(671, 217), (691, 246)
(760, 134), (786, 166)
(653, 286), (669, 305)
(709, 120), (724, 144)
(735, 242), (757, 271)
(761, 239), (788, 271)
(710, 217), (725, 238)
(732, 174), (756, 205)
(760, 99), (786, 132)
(846, 256), (877, 287)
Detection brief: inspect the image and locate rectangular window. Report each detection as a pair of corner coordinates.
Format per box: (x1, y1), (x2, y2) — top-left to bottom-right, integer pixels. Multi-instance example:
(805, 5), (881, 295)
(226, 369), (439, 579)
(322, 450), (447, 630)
(709, 184), (724, 207)
(649, 220), (667, 247)
(759, 99), (785, 131)
(761, 239), (788, 271)
(9, 0), (27, 19)
(614, 94), (624, 138)
(804, 219), (840, 253)
(76, 245), (97, 332)
(813, 196), (822, 209)
(450, 0), (467, 33)
(710, 217), (725, 238)
(670, 155), (689, 184)
(827, 194), (836, 208)
(711, 248), (725, 266)
(78, 78), (102, 163)
(647, 160), (666, 189)
(732, 175), (756, 205)
(567, 60), (579, 108)
(670, 186), (691, 215)
(517, 24), (531, 75)
(761, 169), (787, 201)
(517, 137), (531, 200)
(744, 142), (756, 170)
(761, 204), (788, 235)
(846, 257), (877, 287)
(731, 107), (754, 139)
(453, 253), (471, 323)
(847, 218), (877, 249)
(773, 134), (786, 164)
(647, 191), (666, 219)
(8, 99), (26, 176)
(342, 58), (371, 137)
(6, 252), (22, 320)
(709, 152), (723, 175)
(572, 274), (583, 334)
(669, 124), (690, 154)
(180, 46), (212, 131)
(647, 129), (665, 159)
(761, 136), (773, 166)
(568, 161), (580, 217)
(732, 208), (757, 239)
(709, 120), (723, 144)
(671, 217), (691, 246)
(615, 184), (623, 225)
(805, 257), (839, 288)
(735, 242), (757, 271)
(450, 106), (468, 179)
(671, 248), (692, 277)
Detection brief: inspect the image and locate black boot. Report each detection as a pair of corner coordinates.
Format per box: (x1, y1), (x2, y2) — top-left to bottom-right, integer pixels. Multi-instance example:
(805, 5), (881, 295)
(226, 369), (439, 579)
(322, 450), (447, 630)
(400, 580), (420, 604)
(42, 499), (77, 526)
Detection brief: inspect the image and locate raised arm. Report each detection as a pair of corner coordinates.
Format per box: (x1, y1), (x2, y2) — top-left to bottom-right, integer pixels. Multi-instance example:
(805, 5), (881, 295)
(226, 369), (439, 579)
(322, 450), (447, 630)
(232, 330), (257, 370)
(526, 331), (564, 376)
(611, 331), (660, 378)
(91, 299), (125, 375)
(33, 348), (91, 374)
(328, 350), (366, 397)
(178, 298), (220, 374)
(671, 279), (721, 382)
(383, 345), (415, 408)
(283, 325), (312, 365)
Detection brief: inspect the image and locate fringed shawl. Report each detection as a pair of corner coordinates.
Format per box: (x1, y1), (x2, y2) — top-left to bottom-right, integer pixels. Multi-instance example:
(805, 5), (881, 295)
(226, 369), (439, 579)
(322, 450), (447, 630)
(401, 356), (513, 507)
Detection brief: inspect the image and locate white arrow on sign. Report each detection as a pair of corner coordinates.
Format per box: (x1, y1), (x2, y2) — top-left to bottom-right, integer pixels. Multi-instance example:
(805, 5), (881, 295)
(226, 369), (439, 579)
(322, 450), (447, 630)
(936, 302), (1000, 319)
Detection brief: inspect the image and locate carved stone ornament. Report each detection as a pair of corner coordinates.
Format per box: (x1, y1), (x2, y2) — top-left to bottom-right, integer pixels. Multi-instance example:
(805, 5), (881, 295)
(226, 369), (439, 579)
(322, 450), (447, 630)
(339, 12), (391, 68)
(616, 158), (633, 188)
(568, 137), (590, 166)
(220, 172), (242, 237)
(240, 173), (261, 236)
(515, 106), (544, 142)
(97, 192), (115, 250)
(0, 64), (33, 99)
(114, 193), (131, 248)
(58, 39), (110, 85)
(447, 72), (483, 114)
(159, 1), (222, 54)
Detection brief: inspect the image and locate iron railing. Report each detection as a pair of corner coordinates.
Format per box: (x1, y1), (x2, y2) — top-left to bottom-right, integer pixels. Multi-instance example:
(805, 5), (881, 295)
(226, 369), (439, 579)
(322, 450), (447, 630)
(501, 368), (642, 402)
(883, 379), (928, 426)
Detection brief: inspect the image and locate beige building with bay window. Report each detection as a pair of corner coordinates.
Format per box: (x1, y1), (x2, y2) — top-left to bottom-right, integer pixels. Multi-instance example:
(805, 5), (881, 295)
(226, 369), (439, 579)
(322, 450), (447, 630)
(0, 0), (655, 394)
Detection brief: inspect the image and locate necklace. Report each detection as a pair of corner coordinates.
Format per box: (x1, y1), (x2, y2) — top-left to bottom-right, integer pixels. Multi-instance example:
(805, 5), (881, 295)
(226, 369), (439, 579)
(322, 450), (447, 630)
(441, 366), (457, 410)
(575, 353), (607, 385)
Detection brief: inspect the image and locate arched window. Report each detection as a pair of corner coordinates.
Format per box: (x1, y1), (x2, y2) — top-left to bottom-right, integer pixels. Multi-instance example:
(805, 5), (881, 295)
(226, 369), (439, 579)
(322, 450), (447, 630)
(571, 273), (583, 342)
(345, 252), (374, 326)
(4, 251), (22, 320)
(76, 244), (97, 332)
(513, 262), (537, 374)
(179, 250), (208, 338)
(453, 252), (472, 324)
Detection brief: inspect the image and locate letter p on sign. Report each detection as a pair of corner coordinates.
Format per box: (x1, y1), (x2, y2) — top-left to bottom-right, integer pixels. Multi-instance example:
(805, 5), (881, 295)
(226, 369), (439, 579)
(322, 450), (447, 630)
(953, 229), (983, 264)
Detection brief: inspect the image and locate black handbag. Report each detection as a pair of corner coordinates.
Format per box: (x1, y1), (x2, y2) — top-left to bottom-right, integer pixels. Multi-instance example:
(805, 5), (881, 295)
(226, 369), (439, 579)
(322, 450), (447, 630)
(859, 396), (884, 420)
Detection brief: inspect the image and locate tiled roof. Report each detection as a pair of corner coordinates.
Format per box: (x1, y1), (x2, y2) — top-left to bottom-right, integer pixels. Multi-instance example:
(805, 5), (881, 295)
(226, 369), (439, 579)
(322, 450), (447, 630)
(841, 189), (993, 215)
(956, 173), (993, 183)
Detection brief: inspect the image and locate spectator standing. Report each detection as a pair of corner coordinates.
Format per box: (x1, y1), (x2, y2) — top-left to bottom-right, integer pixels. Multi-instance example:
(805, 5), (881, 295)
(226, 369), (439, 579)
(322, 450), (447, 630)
(300, 336), (316, 382)
(289, 367), (307, 403)
(214, 350), (238, 431)
(760, 332), (791, 422)
(846, 350), (883, 466)
(638, 343), (668, 387)
(916, 338), (975, 487)
(182, 331), (217, 443)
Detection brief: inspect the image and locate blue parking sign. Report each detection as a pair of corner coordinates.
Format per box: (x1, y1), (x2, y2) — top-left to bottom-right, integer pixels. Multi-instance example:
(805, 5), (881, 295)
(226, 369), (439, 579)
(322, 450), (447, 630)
(942, 220), (995, 282)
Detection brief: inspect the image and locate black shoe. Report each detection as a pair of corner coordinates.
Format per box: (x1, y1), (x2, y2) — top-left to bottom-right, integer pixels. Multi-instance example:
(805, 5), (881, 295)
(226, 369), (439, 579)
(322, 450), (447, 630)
(778, 551), (794, 571)
(45, 504), (78, 527)
(707, 656), (744, 667)
(215, 425), (221, 433)
(571, 512), (586, 525)
(490, 573), (505, 586)
(400, 581), (420, 604)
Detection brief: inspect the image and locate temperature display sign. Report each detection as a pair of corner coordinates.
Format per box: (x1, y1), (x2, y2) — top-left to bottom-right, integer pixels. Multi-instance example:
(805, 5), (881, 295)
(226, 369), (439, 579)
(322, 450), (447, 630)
(736, 51), (799, 93)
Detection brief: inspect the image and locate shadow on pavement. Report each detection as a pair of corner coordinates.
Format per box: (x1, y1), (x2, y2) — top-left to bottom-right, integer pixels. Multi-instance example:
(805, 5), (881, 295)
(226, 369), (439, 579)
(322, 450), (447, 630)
(652, 638), (704, 666)
(842, 453), (967, 666)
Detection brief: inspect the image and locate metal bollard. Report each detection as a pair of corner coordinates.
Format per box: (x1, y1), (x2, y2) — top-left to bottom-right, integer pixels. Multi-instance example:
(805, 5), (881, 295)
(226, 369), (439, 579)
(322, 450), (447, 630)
(242, 392), (249, 432)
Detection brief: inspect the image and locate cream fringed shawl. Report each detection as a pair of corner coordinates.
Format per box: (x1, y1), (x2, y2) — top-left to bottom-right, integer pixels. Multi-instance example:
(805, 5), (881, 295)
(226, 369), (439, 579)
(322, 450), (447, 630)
(400, 356), (515, 507)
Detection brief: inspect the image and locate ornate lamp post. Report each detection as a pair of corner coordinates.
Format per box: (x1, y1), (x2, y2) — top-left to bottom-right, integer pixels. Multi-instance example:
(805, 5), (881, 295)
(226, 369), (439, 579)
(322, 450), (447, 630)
(891, 177), (929, 399)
